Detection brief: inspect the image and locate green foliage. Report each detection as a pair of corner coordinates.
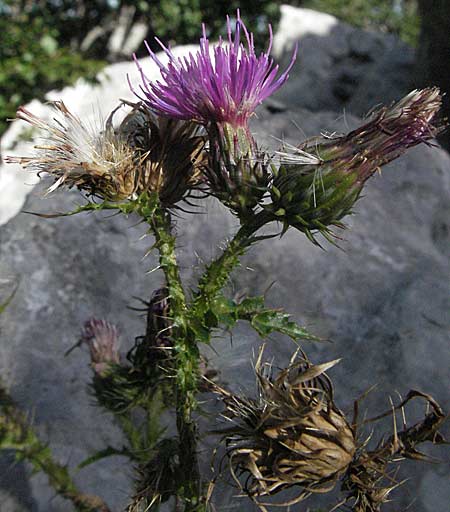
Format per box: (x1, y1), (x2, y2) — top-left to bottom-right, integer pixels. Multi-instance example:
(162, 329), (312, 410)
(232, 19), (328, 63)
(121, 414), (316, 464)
(189, 293), (320, 344)
(301, 0), (420, 45)
(0, 7), (104, 136)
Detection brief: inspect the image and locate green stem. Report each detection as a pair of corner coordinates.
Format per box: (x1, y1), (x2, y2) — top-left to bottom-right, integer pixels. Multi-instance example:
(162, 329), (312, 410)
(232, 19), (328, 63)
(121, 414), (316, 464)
(149, 207), (203, 511)
(0, 386), (110, 512)
(193, 209), (273, 317)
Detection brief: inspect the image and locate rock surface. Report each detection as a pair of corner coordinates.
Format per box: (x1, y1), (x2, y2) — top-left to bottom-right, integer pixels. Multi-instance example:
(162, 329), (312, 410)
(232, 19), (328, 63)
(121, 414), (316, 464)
(1, 5), (449, 512)
(1, 104), (449, 511)
(272, 5), (416, 116)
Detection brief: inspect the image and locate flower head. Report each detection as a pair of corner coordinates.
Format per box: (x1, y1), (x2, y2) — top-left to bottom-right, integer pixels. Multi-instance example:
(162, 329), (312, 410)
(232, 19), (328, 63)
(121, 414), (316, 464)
(80, 318), (121, 376)
(130, 12), (297, 127)
(268, 88), (444, 244)
(7, 101), (205, 205)
(213, 348), (356, 505)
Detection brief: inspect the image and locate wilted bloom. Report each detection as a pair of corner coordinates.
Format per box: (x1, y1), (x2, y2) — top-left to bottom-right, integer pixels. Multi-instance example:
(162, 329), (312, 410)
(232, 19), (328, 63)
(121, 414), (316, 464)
(80, 318), (121, 376)
(130, 12), (297, 128)
(7, 101), (205, 206)
(269, 88), (444, 243)
(130, 287), (173, 372)
(213, 348), (356, 506)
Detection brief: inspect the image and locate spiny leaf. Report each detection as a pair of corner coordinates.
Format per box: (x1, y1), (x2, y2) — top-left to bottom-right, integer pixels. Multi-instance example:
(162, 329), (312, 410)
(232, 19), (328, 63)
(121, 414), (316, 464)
(250, 309), (320, 342)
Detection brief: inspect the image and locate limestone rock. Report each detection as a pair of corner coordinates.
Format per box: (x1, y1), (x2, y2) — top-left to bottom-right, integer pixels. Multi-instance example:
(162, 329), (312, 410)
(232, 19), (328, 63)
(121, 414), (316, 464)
(272, 5), (415, 116)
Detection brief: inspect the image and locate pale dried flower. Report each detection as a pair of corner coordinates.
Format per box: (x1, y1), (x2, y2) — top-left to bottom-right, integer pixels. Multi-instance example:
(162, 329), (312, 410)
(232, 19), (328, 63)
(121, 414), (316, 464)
(7, 101), (206, 205)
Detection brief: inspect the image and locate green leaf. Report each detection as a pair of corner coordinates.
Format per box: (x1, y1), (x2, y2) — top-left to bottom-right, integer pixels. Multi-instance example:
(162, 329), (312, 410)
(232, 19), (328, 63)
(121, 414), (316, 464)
(209, 295), (239, 328)
(76, 446), (131, 470)
(236, 295), (320, 343)
(251, 310), (318, 342)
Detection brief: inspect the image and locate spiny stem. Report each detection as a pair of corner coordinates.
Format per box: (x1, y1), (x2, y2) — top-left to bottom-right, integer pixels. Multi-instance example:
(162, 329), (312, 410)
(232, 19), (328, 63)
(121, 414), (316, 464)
(193, 209), (273, 313)
(0, 386), (110, 512)
(149, 207), (203, 511)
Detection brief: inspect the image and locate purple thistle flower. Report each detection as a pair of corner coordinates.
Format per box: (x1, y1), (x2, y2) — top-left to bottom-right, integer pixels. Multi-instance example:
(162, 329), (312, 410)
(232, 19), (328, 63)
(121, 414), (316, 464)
(129, 11), (297, 127)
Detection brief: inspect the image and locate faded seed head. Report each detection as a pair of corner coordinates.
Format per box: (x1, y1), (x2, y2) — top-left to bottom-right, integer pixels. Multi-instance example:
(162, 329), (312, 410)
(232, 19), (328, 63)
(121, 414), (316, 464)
(7, 101), (206, 206)
(6, 102), (138, 201)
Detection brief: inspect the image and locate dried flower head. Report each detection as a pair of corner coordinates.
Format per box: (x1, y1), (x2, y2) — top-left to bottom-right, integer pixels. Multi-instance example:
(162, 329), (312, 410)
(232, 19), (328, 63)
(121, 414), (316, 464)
(118, 101), (206, 205)
(80, 318), (121, 376)
(269, 87), (445, 243)
(213, 348), (356, 507)
(6, 102), (137, 200)
(130, 11), (297, 127)
(7, 101), (206, 205)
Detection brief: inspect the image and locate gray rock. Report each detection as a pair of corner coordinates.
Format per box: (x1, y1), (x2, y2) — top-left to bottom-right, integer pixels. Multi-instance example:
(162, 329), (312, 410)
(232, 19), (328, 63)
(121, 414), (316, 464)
(1, 106), (449, 511)
(273, 6), (416, 116)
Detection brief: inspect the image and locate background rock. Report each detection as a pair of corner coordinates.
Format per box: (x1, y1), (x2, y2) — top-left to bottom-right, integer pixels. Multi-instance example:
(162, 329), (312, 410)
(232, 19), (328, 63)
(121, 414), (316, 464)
(1, 5), (449, 512)
(272, 6), (415, 116)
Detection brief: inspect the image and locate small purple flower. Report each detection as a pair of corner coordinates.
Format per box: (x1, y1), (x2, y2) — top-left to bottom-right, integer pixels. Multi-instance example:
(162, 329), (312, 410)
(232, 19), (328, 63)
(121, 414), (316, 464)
(80, 318), (121, 375)
(129, 12), (297, 127)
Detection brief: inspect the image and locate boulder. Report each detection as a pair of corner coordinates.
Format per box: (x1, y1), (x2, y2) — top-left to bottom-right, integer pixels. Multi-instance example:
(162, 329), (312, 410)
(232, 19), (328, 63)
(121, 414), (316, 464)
(1, 104), (449, 511)
(272, 5), (416, 116)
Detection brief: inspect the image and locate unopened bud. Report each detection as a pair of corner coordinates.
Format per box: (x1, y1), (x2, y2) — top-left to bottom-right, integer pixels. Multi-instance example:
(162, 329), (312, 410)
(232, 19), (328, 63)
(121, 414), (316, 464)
(268, 88), (444, 242)
(206, 122), (270, 218)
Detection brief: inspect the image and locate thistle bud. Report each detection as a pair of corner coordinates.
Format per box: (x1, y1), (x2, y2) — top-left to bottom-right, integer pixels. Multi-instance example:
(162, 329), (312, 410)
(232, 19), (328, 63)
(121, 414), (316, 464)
(80, 318), (121, 376)
(206, 122), (270, 218)
(214, 348), (356, 505)
(268, 88), (444, 243)
(6, 101), (206, 206)
(128, 288), (174, 374)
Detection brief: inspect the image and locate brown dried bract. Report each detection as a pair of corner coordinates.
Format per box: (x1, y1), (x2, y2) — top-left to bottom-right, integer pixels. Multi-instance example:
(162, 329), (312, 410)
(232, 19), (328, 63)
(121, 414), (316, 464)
(212, 347), (356, 508)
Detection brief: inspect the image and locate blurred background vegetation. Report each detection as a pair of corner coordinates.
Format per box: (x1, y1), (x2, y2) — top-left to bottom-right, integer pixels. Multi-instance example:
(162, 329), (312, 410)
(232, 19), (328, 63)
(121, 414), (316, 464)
(0, 0), (436, 138)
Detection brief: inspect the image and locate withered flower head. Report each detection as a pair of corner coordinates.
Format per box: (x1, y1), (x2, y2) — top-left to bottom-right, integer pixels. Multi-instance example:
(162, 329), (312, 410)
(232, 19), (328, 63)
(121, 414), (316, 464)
(213, 348), (356, 506)
(119, 102), (206, 205)
(80, 318), (121, 376)
(7, 101), (206, 206)
(269, 88), (444, 243)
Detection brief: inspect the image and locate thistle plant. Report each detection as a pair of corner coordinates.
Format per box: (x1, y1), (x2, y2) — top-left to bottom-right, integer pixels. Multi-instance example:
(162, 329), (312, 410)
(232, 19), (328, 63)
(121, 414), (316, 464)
(2, 11), (448, 512)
